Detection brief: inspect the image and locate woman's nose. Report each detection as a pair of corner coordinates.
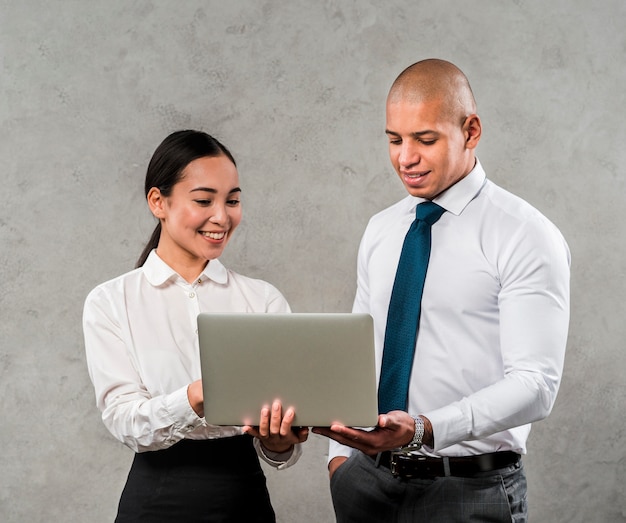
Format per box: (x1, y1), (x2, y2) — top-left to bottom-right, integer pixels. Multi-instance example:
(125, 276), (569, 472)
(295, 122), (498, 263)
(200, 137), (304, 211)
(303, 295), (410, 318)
(209, 203), (227, 224)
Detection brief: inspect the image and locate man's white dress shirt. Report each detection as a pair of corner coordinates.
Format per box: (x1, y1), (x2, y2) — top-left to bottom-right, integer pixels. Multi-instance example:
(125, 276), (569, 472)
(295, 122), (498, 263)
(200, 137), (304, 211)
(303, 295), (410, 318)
(330, 160), (570, 461)
(84, 250), (300, 469)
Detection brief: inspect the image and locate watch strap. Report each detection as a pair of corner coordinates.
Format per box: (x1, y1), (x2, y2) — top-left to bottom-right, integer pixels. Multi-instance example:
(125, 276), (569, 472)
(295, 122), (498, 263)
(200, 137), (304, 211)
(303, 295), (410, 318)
(406, 415), (424, 449)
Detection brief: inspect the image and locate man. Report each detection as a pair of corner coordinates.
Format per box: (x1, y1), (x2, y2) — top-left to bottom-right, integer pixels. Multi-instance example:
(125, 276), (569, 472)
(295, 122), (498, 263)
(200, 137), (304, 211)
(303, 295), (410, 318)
(313, 59), (570, 522)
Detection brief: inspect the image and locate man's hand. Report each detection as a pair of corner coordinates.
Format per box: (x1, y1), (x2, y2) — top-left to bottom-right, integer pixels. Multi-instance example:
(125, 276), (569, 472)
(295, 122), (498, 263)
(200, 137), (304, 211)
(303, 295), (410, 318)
(328, 456), (348, 479)
(313, 410), (418, 455)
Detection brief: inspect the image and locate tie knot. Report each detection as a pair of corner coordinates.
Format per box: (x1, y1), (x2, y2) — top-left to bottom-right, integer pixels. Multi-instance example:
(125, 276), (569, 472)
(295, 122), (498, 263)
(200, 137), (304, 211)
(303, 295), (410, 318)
(416, 201), (446, 225)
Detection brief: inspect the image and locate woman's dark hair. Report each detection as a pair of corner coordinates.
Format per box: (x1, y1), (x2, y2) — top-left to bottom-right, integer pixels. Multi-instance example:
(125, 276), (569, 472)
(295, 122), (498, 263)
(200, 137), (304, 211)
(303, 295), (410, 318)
(135, 130), (237, 268)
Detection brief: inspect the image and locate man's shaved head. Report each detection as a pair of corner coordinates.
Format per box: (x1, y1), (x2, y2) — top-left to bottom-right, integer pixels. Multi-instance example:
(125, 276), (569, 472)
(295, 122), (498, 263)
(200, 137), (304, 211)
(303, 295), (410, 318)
(387, 59), (477, 124)
(385, 59), (482, 199)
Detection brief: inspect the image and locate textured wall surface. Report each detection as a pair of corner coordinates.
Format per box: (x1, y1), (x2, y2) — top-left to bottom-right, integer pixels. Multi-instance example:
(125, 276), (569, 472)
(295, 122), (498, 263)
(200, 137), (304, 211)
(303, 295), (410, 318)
(1, 1), (624, 521)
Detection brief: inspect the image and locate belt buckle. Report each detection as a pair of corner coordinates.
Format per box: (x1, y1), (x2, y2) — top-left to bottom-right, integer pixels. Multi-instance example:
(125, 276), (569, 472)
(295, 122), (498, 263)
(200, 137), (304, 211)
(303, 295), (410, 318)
(390, 449), (425, 478)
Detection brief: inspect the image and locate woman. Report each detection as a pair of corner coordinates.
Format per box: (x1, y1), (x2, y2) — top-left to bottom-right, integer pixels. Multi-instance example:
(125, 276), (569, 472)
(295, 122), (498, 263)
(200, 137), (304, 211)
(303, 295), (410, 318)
(83, 130), (308, 522)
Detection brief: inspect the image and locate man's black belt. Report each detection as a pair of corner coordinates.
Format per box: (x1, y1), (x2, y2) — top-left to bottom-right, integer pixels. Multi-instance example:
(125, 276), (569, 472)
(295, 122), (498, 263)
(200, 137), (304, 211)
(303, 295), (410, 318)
(371, 450), (520, 479)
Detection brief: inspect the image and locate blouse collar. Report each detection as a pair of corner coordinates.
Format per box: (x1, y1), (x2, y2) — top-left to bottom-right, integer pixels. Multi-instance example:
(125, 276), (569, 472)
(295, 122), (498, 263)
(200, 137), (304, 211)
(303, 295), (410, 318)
(143, 250), (229, 286)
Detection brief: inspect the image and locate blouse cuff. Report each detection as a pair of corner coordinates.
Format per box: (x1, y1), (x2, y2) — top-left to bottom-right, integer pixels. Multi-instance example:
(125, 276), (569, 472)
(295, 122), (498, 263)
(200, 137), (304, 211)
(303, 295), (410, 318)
(253, 438), (302, 470)
(163, 385), (205, 434)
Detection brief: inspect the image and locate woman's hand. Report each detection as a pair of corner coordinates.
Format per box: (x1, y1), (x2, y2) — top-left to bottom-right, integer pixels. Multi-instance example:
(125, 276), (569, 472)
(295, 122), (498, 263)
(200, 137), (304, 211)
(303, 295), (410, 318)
(244, 400), (309, 454)
(187, 380), (204, 418)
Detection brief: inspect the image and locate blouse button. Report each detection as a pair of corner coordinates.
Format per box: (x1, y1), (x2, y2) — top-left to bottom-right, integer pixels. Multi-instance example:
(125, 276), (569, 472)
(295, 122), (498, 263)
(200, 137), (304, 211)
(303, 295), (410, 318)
(189, 292), (195, 298)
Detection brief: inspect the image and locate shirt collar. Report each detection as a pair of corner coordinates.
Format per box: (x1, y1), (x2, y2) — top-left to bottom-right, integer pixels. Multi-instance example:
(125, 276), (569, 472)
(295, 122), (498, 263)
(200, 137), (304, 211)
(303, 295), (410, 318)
(406, 159), (487, 216)
(143, 250), (229, 286)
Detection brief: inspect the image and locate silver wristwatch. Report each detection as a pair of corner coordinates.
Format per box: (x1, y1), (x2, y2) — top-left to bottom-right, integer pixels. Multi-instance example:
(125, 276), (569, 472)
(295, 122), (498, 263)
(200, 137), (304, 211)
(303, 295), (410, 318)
(406, 415), (424, 449)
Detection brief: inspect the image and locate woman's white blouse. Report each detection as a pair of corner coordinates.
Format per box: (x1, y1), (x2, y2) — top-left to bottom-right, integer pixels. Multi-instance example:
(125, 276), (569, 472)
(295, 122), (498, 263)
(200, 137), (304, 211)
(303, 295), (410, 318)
(83, 250), (300, 468)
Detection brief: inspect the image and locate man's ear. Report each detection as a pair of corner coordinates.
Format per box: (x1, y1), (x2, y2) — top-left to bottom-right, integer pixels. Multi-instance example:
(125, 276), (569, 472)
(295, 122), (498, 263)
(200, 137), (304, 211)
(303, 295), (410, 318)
(464, 114), (482, 150)
(147, 187), (165, 219)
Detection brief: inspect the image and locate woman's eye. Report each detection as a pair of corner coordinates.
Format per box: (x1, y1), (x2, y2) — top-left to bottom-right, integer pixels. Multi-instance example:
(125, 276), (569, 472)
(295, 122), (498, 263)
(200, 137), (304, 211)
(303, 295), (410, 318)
(420, 139), (436, 145)
(227, 199), (241, 206)
(194, 199), (212, 206)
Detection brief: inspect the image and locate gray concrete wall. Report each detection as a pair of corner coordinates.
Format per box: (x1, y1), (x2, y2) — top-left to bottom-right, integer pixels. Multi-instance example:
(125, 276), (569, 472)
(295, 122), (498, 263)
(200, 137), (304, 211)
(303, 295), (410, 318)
(1, 1), (624, 521)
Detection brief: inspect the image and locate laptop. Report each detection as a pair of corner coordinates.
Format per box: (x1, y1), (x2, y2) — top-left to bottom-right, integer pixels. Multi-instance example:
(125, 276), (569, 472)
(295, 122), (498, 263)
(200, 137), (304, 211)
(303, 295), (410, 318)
(198, 312), (378, 427)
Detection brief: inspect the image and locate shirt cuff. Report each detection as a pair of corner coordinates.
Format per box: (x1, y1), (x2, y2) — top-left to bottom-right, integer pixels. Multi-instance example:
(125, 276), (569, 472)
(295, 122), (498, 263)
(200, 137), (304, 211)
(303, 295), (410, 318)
(327, 439), (355, 465)
(424, 401), (471, 451)
(253, 438), (302, 470)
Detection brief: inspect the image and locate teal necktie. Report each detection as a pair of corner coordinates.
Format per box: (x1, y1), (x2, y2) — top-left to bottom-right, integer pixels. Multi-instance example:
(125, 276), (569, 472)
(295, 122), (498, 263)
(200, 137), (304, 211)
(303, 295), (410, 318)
(378, 201), (446, 414)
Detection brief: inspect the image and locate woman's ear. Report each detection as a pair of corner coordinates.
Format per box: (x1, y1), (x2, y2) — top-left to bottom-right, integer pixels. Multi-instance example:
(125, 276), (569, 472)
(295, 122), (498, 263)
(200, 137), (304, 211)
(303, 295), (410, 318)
(147, 187), (165, 219)
(464, 114), (482, 150)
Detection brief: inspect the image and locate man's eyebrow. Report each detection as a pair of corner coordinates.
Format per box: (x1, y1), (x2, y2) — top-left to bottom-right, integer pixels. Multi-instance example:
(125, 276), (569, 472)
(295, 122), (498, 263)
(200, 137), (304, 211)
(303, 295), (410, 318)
(385, 129), (438, 137)
(190, 187), (242, 194)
